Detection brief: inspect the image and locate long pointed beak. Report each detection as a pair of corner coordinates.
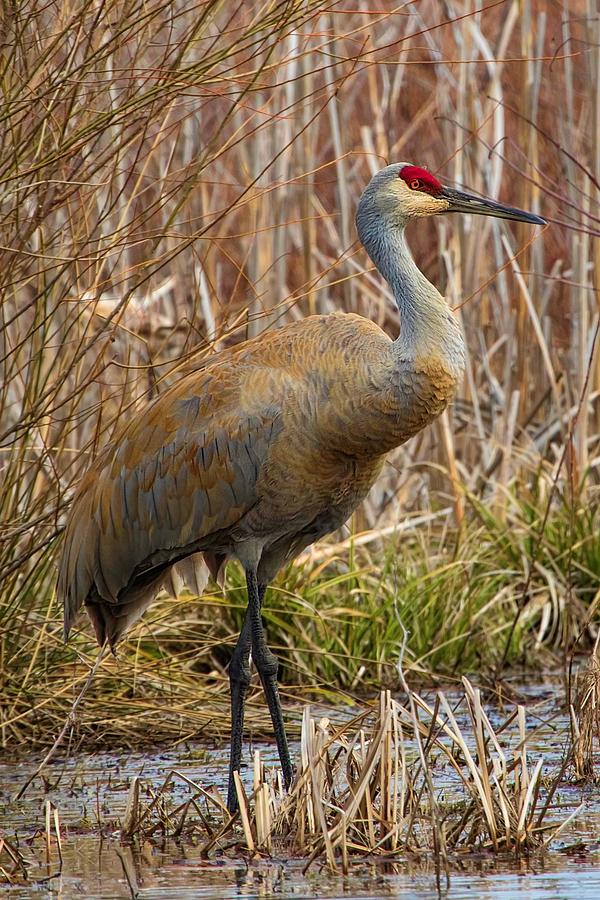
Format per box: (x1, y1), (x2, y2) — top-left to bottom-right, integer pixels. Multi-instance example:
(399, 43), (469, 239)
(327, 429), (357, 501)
(440, 187), (546, 225)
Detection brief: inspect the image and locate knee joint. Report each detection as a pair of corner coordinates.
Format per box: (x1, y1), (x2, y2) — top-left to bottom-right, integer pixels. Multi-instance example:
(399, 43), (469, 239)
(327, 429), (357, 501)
(255, 651), (278, 680)
(229, 655), (251, 688)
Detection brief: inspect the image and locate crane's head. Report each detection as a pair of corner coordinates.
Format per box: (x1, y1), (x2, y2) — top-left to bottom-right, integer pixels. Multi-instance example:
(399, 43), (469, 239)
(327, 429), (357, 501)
(356, 162), (545, 230)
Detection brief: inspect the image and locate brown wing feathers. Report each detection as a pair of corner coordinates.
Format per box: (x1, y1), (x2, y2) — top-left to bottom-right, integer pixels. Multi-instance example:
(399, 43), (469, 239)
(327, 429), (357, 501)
(59, 351), (276, 647)
(58, 314), (400, 649)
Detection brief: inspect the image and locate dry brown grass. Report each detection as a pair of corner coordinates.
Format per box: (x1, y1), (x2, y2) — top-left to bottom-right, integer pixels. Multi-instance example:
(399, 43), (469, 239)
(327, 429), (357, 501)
(569, 642), (600, 781)
(101, 686), (577, 874)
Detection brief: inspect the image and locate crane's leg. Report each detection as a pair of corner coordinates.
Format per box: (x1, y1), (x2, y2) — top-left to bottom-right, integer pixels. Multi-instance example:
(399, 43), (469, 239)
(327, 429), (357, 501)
(246, 568), (294, 793)
(227, 584), (265, 812)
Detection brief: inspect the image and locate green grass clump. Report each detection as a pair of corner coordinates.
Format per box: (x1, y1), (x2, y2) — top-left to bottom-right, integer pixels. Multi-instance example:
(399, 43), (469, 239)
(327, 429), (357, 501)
(245, 481), (600, 690)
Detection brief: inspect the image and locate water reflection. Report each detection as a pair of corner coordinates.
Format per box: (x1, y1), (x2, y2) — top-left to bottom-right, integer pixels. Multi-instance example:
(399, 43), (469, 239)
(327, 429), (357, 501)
(5, 840), (600, 900)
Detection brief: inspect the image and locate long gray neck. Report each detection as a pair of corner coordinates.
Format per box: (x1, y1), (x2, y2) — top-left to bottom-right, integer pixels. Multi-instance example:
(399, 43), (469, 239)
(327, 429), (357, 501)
(358, 219), (464, 371)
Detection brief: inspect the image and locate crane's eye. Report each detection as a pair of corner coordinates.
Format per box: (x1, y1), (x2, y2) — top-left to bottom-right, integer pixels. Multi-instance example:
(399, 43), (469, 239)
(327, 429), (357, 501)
(399, 166), (443, 195)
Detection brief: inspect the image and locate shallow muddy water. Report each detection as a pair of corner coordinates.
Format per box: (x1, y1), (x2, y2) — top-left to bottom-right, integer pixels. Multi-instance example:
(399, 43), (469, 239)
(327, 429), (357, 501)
(1, 683), (600, 899)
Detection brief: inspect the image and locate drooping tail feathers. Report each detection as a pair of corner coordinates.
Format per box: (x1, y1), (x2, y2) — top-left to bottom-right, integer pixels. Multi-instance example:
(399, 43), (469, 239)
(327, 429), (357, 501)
(64, 552), (211, 650)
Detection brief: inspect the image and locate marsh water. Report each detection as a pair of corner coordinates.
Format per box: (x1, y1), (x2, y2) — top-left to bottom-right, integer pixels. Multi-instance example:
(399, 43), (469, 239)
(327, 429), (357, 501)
(2, 682), (600, 899)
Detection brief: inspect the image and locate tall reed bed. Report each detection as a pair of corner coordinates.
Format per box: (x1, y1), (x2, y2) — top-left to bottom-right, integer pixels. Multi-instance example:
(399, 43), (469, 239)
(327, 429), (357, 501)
(1, 1), (598, 747)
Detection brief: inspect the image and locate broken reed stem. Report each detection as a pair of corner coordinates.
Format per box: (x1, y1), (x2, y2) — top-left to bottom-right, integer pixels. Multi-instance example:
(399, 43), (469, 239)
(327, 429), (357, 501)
(14, 647), (107, 801)
(570, 649), (600, 781)
(234, 771), (254, 852)
(43, 800), (62, 871)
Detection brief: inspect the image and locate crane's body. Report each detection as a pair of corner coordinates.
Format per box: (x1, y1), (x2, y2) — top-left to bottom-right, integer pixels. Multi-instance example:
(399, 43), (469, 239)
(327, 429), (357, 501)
(58, 162), (544, 810)
(61, 308), (462, 649)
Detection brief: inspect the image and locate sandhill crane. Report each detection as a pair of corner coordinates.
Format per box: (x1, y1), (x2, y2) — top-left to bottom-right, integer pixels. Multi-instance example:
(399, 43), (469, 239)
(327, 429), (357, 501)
(58, 163), (544, 811)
